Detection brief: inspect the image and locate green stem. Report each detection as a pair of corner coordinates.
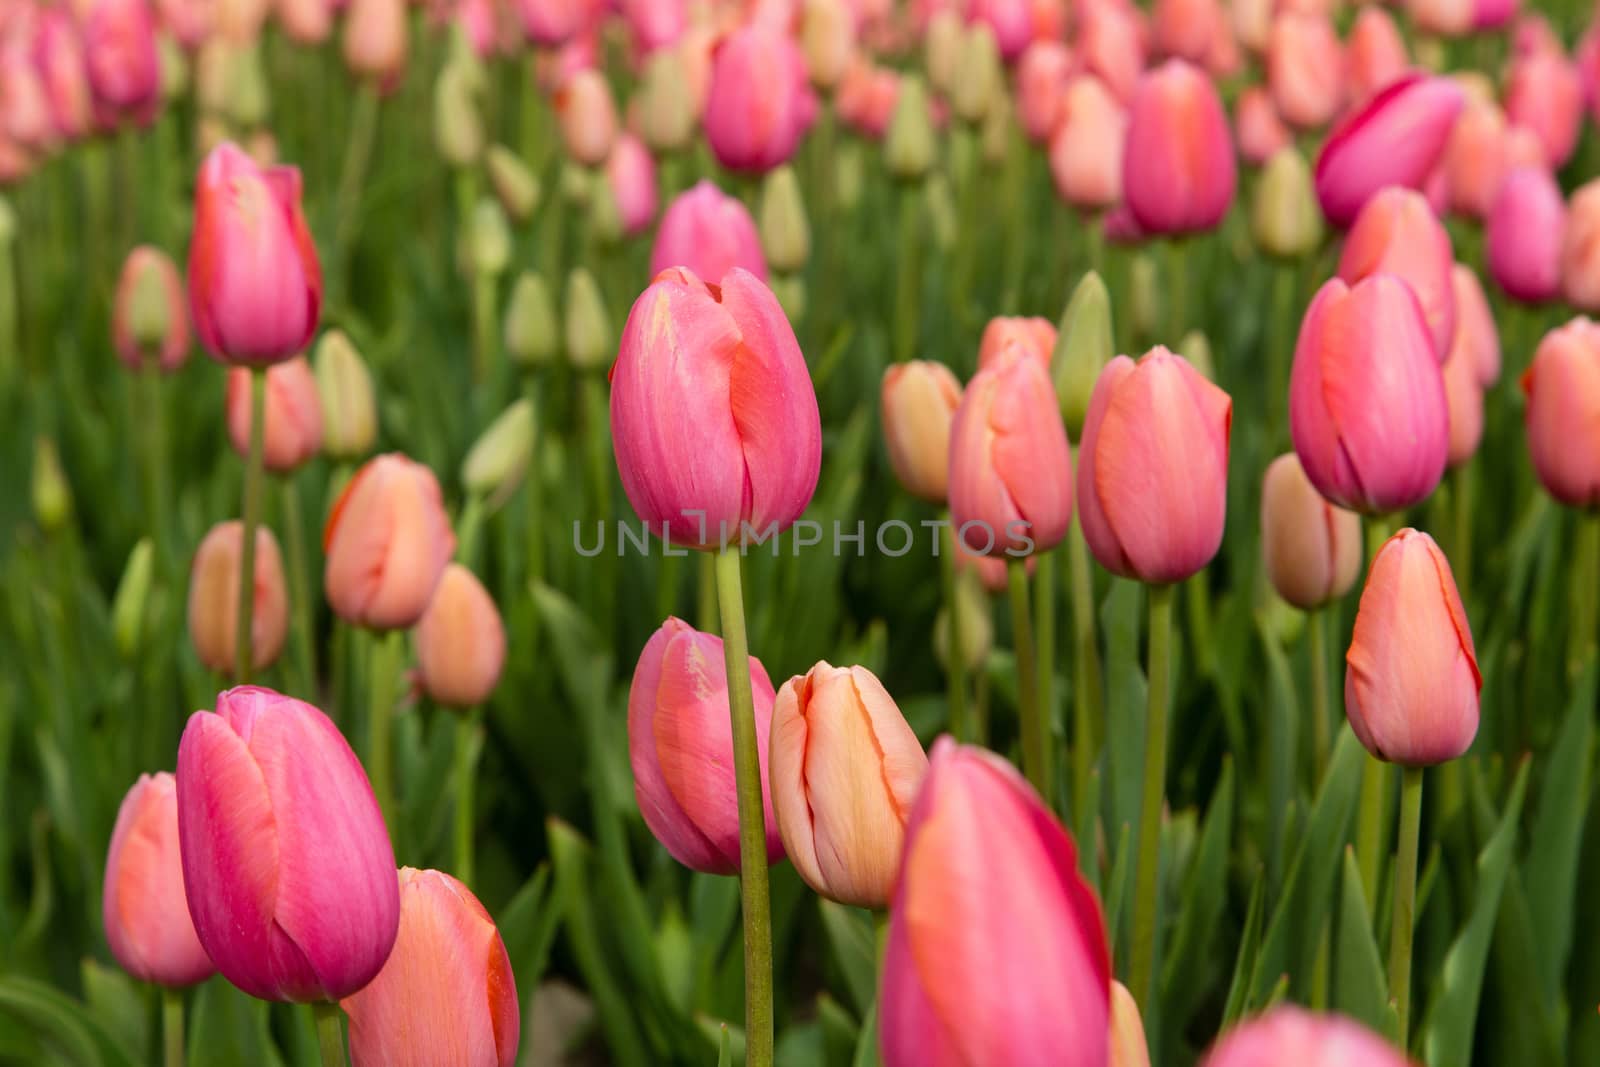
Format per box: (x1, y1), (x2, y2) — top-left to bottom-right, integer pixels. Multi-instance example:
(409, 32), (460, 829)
(334, 84), (381, 303)
(456, 493), (486, 570)
(712, 548), (774, 1067)
(581, 373), (614, 638)
(1068, 511), (1103, 829)
(1008, 559), (1047, 798)
(1084, 212), (1105, 279)
(698, 553), (718, 634)
(313, 1002), (347, 1067)
(141, 354), (169, 570)
(283, 477), (316, 696)
(1309, 608), (1330, 781)
(162, 988), (183, 1067)
(1129, 583), (1174, 1009)
(1571, 514), (1600, 674)
(892, 182), (924, 363)
(950, 124), (980, 316)
(235, 369), (267, 683)
(1166, 239), (1188, 338)
(1452, 465), (1473, 609)
(454, 708), (483, 886)
(1357, 514), (1395, 903)
(1389, 766), (1424, 1049)
(1035, 549), (1057, 795)
(367, 629), (401, 841)
(0, 235), (14, 389)
(1269, 262), (1296, 444)
(523, 372), (546, 590)
(940, 516), (969, 741)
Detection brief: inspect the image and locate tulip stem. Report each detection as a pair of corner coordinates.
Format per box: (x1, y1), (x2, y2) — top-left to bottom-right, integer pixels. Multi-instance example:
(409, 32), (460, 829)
(454, 707), (484, 886)
(581, 373), (615, 640)
(1356, 515), (1395, 904)
(334, 84), (381, 304)
(1308, 609), (1331, 781)
(1129, 582), (1174, 1010)
(892, 182), (923, 363)
(1572, 514), (1600, 674)
(1452, 466), (1473, 609)
(1068, 513), (1103, 830)
(141, 353), (170, 572)
(712, 547), (774, 1067)
(367, 629), (402, 842)
(1389, 766), (1424, 1050)
(235, 368), (267, 684)
(283, 478), (316, 697)
(1036, 549), (1058, 801)
(312, 1002), (348, 1067)
(1008, 559), (1048, 800)
(1166, 239), (1188, 338)
(161, 988), (183, 1067)
(939, 516), (969, 742)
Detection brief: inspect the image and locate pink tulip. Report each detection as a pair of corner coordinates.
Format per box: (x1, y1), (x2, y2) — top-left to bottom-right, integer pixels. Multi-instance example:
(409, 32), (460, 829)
(1313, 72), (1463, 228)
(226, 356), (324, 474)
(1345, 8), (1409, 103)
(33, 11), (93, 141)
(1346, 529), (1479, 765)
(1234, 86), (1290, 167)
(103, 773), (215, 988)
(176, 686), (399, 1001)
(1049, 75), (1127, 210)
(1474, 0), (1519, 29)
(1336, 187), (1456, 360)
(413, 563), (505, 708)
(967, 0), (1031, 61)
(627, 617), (783, 873)
(1266, 13), (1343, 130)
(1522, 318), (1600, 509)
(1152, 0), (1224, 66)
(278, 0), (334, 45)
(976, 315), (1056, 370)
(1016, 39), (1071, 143)
(650, 181), (769, 284)
(1505, 48), (1583, 168)
(835, 60), (901, 140)
(769, 662), (928, 907)
(1512, 13), (1563, 60)
(157, 0), (214, 49)
(1200, 1007), (1412, 1067)
(188, 519), (290, 674)
(879, 738), (1111, 1067)
(1260, 453), (1362, 610)
(949, 344), (1075, 557)
(1448, 263), (1500, 387)
(882, 360), (964, 504)
(605, 133), (658, 236)
(1122, 59), (1236, 236)
(1075, 1), (1145, 103)
(554, 68), (617, 167)
(704, 24), (816, 174)
(514, 0), (589, 45)
(1442, 341), (1484, 468)
(1487, 165), (1565, 304)
(1289, 275), (1448, 514)
(342, 0), (408, 89)
(1443, 102), (1544, 222)
(1, 41), (56, 151)
(113, 246), (189, 373)
(80, 0), (160, 127)
(622, 0), (685, 54)
(1564, 179), (1600, 313)
(324, 453), (456, 629)
(188, 143), (322, 365)
(1078, 347), (1231, 583)
(1407, 0), (1473, 37)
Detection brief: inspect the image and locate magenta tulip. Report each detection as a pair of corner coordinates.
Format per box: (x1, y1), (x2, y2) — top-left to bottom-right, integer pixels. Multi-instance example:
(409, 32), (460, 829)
(1201, 1007), (1412, 1067)
(1314, 72), (1464, 228)
(1487, 165), (1566, 303)
(1123, 59), (1237, 236)
(703, 24), (816, 174)
(649, 181), (768, 285)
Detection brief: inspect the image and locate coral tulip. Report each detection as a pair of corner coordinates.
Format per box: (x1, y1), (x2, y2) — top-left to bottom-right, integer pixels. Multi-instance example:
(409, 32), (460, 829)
(413, 563), (505, 708)
(1345, 8), (1409, 103)
(881, 360), (963, 504)
(1314, 72), (1463, 228)
(342, 0), (408, 88)
(1266, 13), (1344, 130)
(1522, 318), (1600, 509)
(704, 25), (815, 174)
(324, 453), (456, 629)
(34, 11), (94, 141)
(1110, 980), (1152, 1067)
(1076, 2), (1145, 103)
(1016, 40), (1071, 143)
(113, 245), (189, 373)
(1336, 187), (1456, 360)
(1234, 86), (1289, 167)
(1487, 166), (1565, 304)
(1122, 59), (1236, 236)
(1048, 75), (1127, 212)
(226, 356), (324, 474)
(1153, 0), (1225, 65)
(1564, 180), (1600, 312)
(1260, 453), (1362, 610)
(604, 133), (658, 237)
(188, 520), (289, 675)
(1443, 101), (1544, 222)
(1201, 1007), (1412, 1067)
(1442, 343), (1484, 468)
(977, 316), (1056, 370)
(1505, 49), (1582, 168)
(649, 181), (768, 284)
(553, 68), (617, 168)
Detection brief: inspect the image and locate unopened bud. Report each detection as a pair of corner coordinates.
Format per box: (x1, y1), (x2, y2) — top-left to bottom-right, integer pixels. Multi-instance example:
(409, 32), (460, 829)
(560, 161), (593, 208)
(760, 166), (810, 273)
(885, 75), (935, 181)
(505, 271), (559, 367)
(159, 35), (188, 101)
(950, 25), (1000, 125)
(770, 275), (807, 321)
(1251, 147), (1323, 259)
(112, 538), (155, 659)
(1130, 254), (1161, 342)
(934, 568), (993, 673)
(590, 180), (623, 246)
(926, 174), (956, 250)
(123, 250), (177, 355)
(801, 0), (854, 91)
(564, 268), (612, 370)
(32, 437), (71, 532)
(462, 398), (534, 504)
(435, 62), (485, 167)
(225, 42), (269, 129)
(835, 142), (864, 211)
(981, 92), (1013, 167)
(314, 330), (377, 459)
(1177, 329), (1216, 381)
(924, 11), (962, 97)
(1051, 271), (1114, 440)
(469, 198), (511, 277)
(486, 145), (541, 224)
(637, 48), (696, 154)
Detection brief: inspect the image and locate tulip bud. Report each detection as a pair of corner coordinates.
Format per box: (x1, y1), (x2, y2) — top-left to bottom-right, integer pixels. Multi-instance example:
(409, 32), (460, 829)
(1521, 318), (1600, 509)
(114, 245), (190, 373)
(759, 167), (810, 274)
(801, 0), (854, 91)
(341, 868), (520, 1066)
(604, 134), (658, 239)
(705, 25), (816, 174)
(413, 564), (505, 708)
(836, 142), (865, 212)
(1200, 1007), (1411, 1067)
(485, 145), (541, 225)
(1110, 981), (1151, 1067)
(1017, 42), (1071, 143)
(1123, 60), (1236, 236)
(628, 617), (784, 873)
(651, 182), (769, 285)
(1260, 454), (1362, 610)
(1252, 148), (1322, 259)
(461, 399), (534, 502)
(314, 330), (377, 460)
(112, 538), (155, 660)
(104, 773), (214, 988)
(324, 453), (456, 629)
(553, 69), (617, 168)
(1129, 255), (1161, 340)
(925, 175), (957, 250)
(1337, 187), (1456, 360)
(934, 567), (993, 672)
(1048, 76), (1127, 212)
(227, 356), (324, 474)
(636, 48), (696, 154)
(1234, 87), (1290, 168)
(1079, 348), (1232, 583)
(1177, 329), (1216, 382)
(504, 271), (559, 367)
(1442, 341), (1484, 468)
(1346, 529), (1479, 765)
(1314, 73), (1464, 228)
(158, 34), (189, 101)
(177, 687), (400, 1001)
(977, 316), (1056, 371)
(81, 0), (161, 125)
(1052, 271), (1115, 440)
(563, 268), (611, 371)
(468, 198), (511, 279)
(32, 436), (71, 533)
(884, 75), (935, 181)
(224, 42), (269, 129)
(1564, 179), (1600, 313)
(1267, 13), (1344, 131)
(770, 663), (928, 907)
(950, 25), (1001, 125)
(981, 93), (1014, 167)
(1487, 165), (1565, 304)
(1505, 49), (1583, 169)
(881, 361), (963, 504)
(435, 62), (484, 167)
(188, 519), (289, 674)
(924, 11), (963, 96)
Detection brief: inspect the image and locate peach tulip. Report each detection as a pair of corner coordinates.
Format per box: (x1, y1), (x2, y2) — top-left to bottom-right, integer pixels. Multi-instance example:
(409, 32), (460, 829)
(278, 0), (333, 44)
(881, 361), (964, 504)
(342, 0), (407, 88)
(413, 563), (505, 708)
(226, 356), (324, 474)
(1122, 59), (1236, 236)
(1443, 101), (1544, 222)
(1448, 263), (1500, 387)
(835, 60), (901, 140)
(1075, 1), (1145, 104)
(1110, 981), (1152, 1067)
(649, 181), (768, 284)
(113, 246), (189, 373)
(1048, 75), (1127, 211)
(1266, 13), (1343, 130)
(1487, 165), (1565, 304)
(188, 520), (289, 675)
(1260, 453), (1362, 610)
(1234, 87), (1289, 167)
(1563, 179), (1600, 312)
(1314, 72), (1463, 228)
(1152, 0), (1224, 66)
(800, 0), (854, 89)
(604, 133), (658, 237)
(554, 68), (616, 167)
(1201, 1007), (1412, 1067)
(1336, 187), (1456, 360)
(1407, 0), (1473, 37)
(977, 315), (1056, 370)
(1442, 343), (1484, 468)
(1016, 40), (1071, 143)
(324, 453), (456, 629)
(514, 0), (588, 45)
(1505, 48), (1583, 168)
(1345, 8), (1408, 103)
(704, 24), (815, 174)
(622, 0), (685, 54)
(1522, 318), (1600, 509)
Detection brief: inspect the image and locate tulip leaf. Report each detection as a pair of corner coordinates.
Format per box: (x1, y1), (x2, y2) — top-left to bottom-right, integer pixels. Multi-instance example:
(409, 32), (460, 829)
(78, 960), (146, 1057)
(0, 976), (138, 1067)
(1104, 821), (1134, 967)
(1333, 847), (1394, 1038)
(816, 992), (860, 1064)
(1221, 875), (1265, 1029)
(186, 978), (282, 1067)
(715, 1022), (732, 1067)
(819, 901), (878, 1016)
(1421, 758), (1530, 1067)
(497, 863), (558, 1002)
(1256, 617), (1299, 891)
(1481, 872), (1564, 1066)
(1101, 581), (1147, 857)
(1160, 759), (1235, 1037)
(852, 1001), (882, 1067)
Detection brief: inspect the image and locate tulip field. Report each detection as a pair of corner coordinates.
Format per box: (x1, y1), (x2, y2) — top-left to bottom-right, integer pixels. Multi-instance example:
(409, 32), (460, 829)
(8, 0), (1600, 1064)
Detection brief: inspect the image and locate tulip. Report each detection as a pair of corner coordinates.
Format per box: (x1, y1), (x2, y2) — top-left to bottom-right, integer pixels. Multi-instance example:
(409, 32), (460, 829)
(1017, 40), (1072, 143)
(414, 563), (505, 708)
(279, 0), (334, 44)
(1442, 101), (1545, 222)
(622, 0), (685, 54)
(627, 617), (783, 873)
(34, 11), (94, 141)
(704, 25), (815, 174)
(113, 246), (189, 373)
(343, 0), (408, 88)
(515, 0), (584, 45)
(103, 773), (215, 987)
(563, 267), (611, 370)
(1053, 270), (1114, 440)
(1486, 166), (1565, 304)
(758, 167), (810, 276)
(113, 538), (155, 659)
(611, 267), (820, 548)
(649, 181), (768, 285)
(1313, 72), (1463, 229)
(1122, 60), (1236, 236)
(188, 143), (321, 365)
(434, 63), (485, 167)
(1153, 0), (1224, 65)
(801, 0), (855, 91)
(1345, 8), (1409, 103)
(834, 60), (901, 142)
(1266, 13), (1343, 130)
(1077, 347), (1231, 583)
(879, 739), (1110, 1066)
(636, 48), (697, 154)
(1260, 453), (1362, 610)
(1522, 318), (1600, 509)
(1234, 87), (1290, 167)
(880, 358), (964, 506)
(1336, 187), (1456, 360)
(176, 687), (398, 1002)
(226, 356), (324, 474)
(1048, 75), (1126, 212)
(1110, 981), (1151, 1067)
(1200, 1007), (1412, 1067)
(461, 400), (534, 502)
(1442, 343), (1484, 468)
(341, 868), (518, 1066)
(552, 69), (616, 168)
(31, 436), (72, 533)
(969, 0), (1032, 61)
(1346, 529), (1479, 764)
(1505, 49), (1582, 168)
(1251, 147), (1322, 259)
(604, 133), (657, 238)
(81, 0), (161, 126)
(188, 520), (289, 675)
(1076, 2), (1145, 103)
(1566, 181), (1600, 313)
(1408, 0), (1473, 36)
(884, 75), (936, 179)
(485, 145), (541, 224)
(505, 271), (559, 367)
(324, 453), (456, 629)
(949, 24), (1002, 126)
(977, 316), (1056, 370)
(949, 344), (1074, 557)
(314, 330), (378, 459)
(769, 663), (927, 907)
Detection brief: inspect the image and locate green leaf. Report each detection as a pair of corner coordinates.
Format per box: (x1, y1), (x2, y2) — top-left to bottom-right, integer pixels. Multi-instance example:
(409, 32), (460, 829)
(1160, 760), (1235, 1036)
(1102, 581), (1147, 853)
(78, 960), (146, 1057)
(1333, 847), (1395, 1038)
(819, 901), (878, 1016)
(852, 1001), (882, 1067)
(1256, 618), (1299, 891)
(1222, 876), (1265, 1029)
(715, 1022), (732, 1067)
(0, 976), (139, 1067)
(1104, 821), (1134, 964)
(186, 978), (281, 1067)
(497, 863), (558, 999)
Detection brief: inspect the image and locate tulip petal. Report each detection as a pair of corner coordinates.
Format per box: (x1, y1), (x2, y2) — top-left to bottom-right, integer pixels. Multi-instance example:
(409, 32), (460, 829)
(989, 355), (1075, 552)
(1078, 356), (1137, 575)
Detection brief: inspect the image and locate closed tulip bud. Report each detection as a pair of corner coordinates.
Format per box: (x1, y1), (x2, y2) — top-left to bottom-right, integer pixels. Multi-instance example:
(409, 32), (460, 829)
(950, 346), (1075, 557)
(1048, 76), (1127, 212)
(1153, 0), (1222, 65)
(1346, 529), (1479, 764)
(1442, 102), (1545, 222)
(1260, 454), (1362, 610)
(801, 0), (855, 91)
(324, 453), (456, 629)
(1442, 343), (1484, 468)
(612, 267), (820, 547)
(435, 63), (485, 167)
(1314, 73), (1464, 228)
(835, 142), (865, 212)
(468, 199), (511, 278)
(1252, 147), (1322, 259)
(1346, 9), (1409, 104)
(879, 738), (1111, 1066)
(1505, 50), (1583, 169)
(188, 143), (321, 365)
(836, 60), (901, 143)
(1130, 253), (1162, 338)
(36, 11), (93, 140)
(114, 246), (189, 373)
(343, 0), (407, 88)
(227, 356), (324, 474)
(1337, 188), (1456, 359)
(637, 49), (697, 154)
(1200, 1007), (1412, 1067)
(82, 0), (161, 125)
(1234, 86), (1290, 167)
(628, 617), (783, 873)
(1564, 180), (1600, 312)
(1448, 263), (1500, 387)
(1522, 318), (1600, 509)
(978, 316), (1057, 371)
(1110, 981), (1151, 1067)
(770, 663), (928, 907)
(705, 25), (816, 173)
(759, 167), (810, 274)
(934, 567), (993, 672)
(926, 174), (958, 250)
(1017, 41), (1071, 143)
(1290, 275), (1447, 514)
(563, 268), (611, 370)
(1079, 348), (1232, 583)
(604, 134), (657, 238)
(884, 75), (936, 181)
(113, 538), (156, 659)
(650, 181), (768, 285)
(981, 92), (1015, 167)
(483, 145), (540, 225)
(1052, 271), (1114, 440)
(950, 25), (1001, 125)
(177, 686), (399, 1000)
(341, 868), (519, 1066)
(32, 437), (72, 532)
(222, 43), (269, 130)
(1123, 60), (1237, 236)
(924, 11), (962, 96)
(413, 564), (505, 708)
(314, 330), (377, 460)
(504, 271), (558, 367)
(1487, 166), (1565, 304)
(104, 773), (214, 988)
(462, 399), (534, 502)
(188, 520), (289, 674)
(881, 360), (963, 503)
(1267, 13), (1344, 130)
(1177, 328), (1216, 381)
(554, 69), (618, 168)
